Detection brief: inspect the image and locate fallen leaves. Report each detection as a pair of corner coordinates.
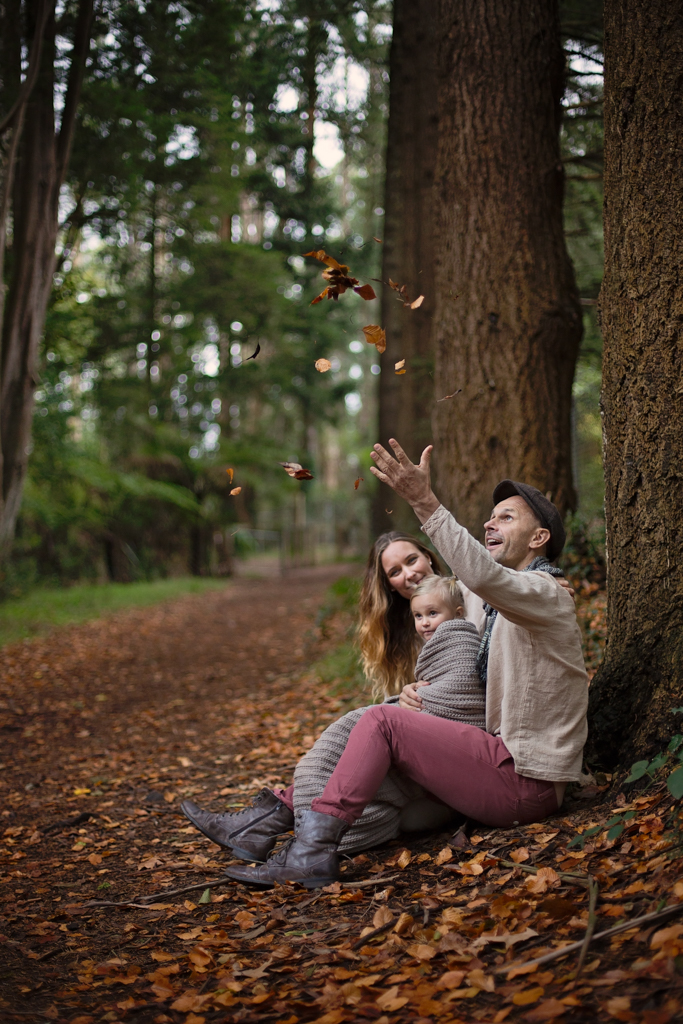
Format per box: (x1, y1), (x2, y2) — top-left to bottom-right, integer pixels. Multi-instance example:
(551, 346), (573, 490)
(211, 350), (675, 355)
(315, 358), (332, 372)
(279, 461), (314, 480)
(304, 250), (377, 305)
(362, 324), (386, 354)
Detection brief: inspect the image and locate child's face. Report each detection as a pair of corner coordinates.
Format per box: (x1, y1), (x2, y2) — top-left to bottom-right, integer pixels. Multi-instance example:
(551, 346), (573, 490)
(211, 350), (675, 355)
(411, 593), (463, 641)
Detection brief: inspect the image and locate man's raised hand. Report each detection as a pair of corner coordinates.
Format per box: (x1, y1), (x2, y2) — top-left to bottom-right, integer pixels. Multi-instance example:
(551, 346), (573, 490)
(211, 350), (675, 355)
(369, 439), (441, 523)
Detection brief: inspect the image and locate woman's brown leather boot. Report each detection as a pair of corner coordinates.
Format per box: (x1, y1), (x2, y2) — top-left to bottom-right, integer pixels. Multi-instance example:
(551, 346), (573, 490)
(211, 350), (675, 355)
(224, 809), (349, 889)
(181, 790), (294, 862)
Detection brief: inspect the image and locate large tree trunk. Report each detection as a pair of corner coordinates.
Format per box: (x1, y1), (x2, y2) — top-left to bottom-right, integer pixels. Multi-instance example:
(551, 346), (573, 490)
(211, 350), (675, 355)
(372, 0), (438, 535)
(431, 0), (582, 540)
(587, 0), (683, 768)
(0, 0), (93, 551)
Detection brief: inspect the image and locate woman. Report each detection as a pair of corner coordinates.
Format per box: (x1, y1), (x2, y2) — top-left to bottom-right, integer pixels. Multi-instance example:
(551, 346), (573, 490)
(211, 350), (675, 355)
(181, 530), (480, 859)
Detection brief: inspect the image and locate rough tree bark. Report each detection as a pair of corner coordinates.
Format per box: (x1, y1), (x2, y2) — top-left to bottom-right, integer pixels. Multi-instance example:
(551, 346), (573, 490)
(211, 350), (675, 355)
(432, 0), (582, 539)
(372, 0), (438, 536)
(0, 0), (93, 551)
(587, 0), (683, 768)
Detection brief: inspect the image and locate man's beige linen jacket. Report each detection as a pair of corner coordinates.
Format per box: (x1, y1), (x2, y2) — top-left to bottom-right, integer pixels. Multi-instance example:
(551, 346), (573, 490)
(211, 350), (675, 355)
(423, 505), (588, 782)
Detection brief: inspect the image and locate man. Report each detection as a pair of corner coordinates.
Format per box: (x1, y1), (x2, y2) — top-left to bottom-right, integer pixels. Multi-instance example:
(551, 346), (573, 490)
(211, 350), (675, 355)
(188, 441), (588, 889)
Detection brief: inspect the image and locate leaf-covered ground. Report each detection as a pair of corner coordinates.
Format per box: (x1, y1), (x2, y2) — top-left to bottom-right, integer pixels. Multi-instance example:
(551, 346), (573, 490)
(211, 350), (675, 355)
(1, 567), (682, 1024)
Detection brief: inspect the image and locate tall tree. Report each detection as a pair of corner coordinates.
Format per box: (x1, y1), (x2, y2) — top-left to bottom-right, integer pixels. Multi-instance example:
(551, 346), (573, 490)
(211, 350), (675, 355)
(0, 0), (93, 550)
(432, 0), (582, 538)
(587, 0), (683, 766)
(372, 0), (438, 535)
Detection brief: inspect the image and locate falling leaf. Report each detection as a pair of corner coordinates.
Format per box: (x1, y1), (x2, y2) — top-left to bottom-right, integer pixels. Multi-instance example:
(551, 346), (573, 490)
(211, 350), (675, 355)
(315, 358), (332, 373)
(388, 278), (424, 309)
(279, 462), (314, 480)
(385, 508), (393, 514)
(362, 324), (386, 354)
(373, 236), (382, 243)
(304, 249), (375, 304)
(354, 477), (363, 490)
(245, 342), (260, 360)
(226, 467), (234, 484)
(230, 487), (242, 496)
(394, 359), (406, 376)
(437, 389), (462, 402)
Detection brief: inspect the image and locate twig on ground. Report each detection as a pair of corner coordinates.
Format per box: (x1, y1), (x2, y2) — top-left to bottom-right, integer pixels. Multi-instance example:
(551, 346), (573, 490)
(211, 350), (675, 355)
(42, 811), (92, 834)
(497, 859), (590, 886)
(576, 874), (599, 976)
(496, 900), (683, 974)
(340, 874), (399, 888)
(351, 916), (396, 950)
(138, 878), (228, 903)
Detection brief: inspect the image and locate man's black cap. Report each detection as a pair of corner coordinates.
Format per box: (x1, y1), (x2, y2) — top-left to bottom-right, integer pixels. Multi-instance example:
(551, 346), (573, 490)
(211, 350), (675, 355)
(492, 480), (566, 562)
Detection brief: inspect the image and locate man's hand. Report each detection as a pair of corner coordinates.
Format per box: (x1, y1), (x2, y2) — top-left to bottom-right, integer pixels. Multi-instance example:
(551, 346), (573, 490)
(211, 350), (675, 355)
(398, 680), (430, 711)
(557, 578), (576, 600)
(369, 439), (441, 524)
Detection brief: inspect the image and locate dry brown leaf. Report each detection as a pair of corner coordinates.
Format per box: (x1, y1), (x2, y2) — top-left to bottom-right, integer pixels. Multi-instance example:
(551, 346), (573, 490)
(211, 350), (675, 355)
(393, 912), (415, 935)
(435, 846), (453, 866)
(373, 236), (382, 243)
(396, 848), (411, 869)
(226, 467), (234, 484)
(354, 477), (363, 490)
(524, 998), (569, 1021)
(513, 986), (545, 1006)
(394, 358), (406, 375)
(407, 943), (436, 961)
(304, 249), (375, 304)
(230, 487), (242, 496)
(315, 358), (332, 372)
(363, 324), (386, 354)
(436, 389), (462, 402)
(410, 294), (424, 309)
(510, 847), (530, 863)
(372, 906), (394, 929)
(279, 462), (314, 480)
(376, 987), (408, 1011)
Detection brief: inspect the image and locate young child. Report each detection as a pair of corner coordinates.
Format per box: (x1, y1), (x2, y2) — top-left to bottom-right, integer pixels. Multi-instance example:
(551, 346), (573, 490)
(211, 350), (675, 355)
(408, 575), (486, 727)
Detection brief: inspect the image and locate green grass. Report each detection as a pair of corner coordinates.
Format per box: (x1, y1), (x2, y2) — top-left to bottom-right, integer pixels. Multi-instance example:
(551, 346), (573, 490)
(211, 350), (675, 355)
(0, 576), (229, 648)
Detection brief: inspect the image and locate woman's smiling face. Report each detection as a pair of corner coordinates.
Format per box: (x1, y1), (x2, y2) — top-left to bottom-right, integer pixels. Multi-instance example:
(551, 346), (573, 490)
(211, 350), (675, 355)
(381, 540), (434, 599)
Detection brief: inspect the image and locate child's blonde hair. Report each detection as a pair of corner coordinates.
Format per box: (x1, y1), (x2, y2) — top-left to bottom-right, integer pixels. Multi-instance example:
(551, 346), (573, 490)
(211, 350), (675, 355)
(410, 575), (464, 616)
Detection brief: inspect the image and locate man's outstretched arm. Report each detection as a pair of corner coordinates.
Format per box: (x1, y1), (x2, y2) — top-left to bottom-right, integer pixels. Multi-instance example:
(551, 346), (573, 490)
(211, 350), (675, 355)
(369, 439), (441, 524)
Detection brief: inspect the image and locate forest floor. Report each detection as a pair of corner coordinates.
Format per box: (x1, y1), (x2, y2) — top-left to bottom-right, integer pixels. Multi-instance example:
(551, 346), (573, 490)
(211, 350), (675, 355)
(1, 567), (682, 1024)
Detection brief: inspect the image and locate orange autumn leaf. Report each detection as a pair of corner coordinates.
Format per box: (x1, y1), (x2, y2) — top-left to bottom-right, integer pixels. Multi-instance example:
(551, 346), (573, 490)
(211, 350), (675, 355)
(435, 846), (453, 865)
(230, 487), (242, 495)
(355, 283), (377, 301)
(397, 848), (411, 869)
(363, 324), (386, 354)
(388, 278), (424, 309)
(354, 477), (363, 490)
(510, 847), (530, 863)
(226, 467), (234, 484)
(512, 986), (545, 1006)
(315, 358), (332, 372)
(280, 461), (314, 480)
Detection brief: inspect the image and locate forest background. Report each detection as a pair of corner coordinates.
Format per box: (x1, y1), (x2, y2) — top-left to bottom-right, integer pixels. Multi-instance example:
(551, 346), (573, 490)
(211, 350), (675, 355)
(0, 0), (605, 595)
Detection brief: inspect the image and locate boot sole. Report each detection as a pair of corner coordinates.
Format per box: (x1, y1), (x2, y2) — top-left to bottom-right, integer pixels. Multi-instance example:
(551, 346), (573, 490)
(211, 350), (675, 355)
(224, 869), (337, 890)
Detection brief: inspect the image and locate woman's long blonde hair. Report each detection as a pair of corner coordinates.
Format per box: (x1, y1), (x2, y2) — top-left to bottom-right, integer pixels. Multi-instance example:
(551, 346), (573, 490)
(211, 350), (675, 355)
(358, 531), (445, 701)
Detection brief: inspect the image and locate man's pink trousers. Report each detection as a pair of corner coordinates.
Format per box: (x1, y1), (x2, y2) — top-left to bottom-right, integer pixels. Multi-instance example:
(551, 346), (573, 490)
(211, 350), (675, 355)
(275, 704), (558, 830)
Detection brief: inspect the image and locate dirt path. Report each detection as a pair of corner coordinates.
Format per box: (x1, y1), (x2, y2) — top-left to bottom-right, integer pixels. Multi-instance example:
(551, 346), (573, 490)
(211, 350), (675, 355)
(1, 568), (681, 1024)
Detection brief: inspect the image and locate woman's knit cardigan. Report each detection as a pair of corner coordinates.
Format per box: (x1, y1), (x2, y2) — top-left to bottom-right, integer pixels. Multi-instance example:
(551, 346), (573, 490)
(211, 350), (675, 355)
(293, 619), (485, 852)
